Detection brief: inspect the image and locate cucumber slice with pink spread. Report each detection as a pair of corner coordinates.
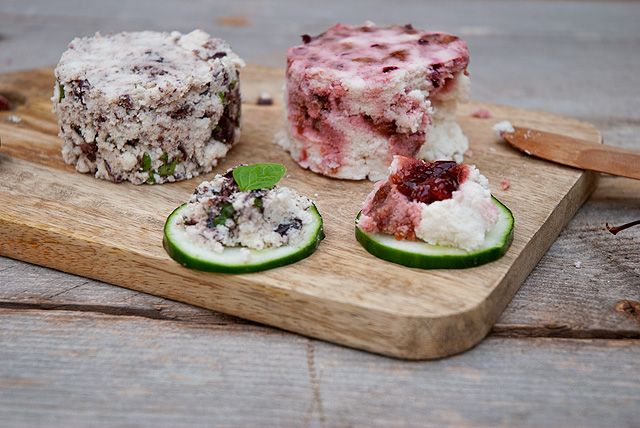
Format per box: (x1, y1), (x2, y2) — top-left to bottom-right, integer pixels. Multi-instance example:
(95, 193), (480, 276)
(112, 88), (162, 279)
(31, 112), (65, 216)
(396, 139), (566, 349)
(164, 203), (324, 274)
(355, 197), (514, 269)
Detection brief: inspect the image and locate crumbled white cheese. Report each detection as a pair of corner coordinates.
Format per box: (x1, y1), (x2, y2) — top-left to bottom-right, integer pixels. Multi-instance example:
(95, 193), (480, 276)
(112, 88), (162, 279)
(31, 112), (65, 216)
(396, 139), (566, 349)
(179, 172), (313, 252)
(415, 166), (499, 251)
(492, 120), (514, 136)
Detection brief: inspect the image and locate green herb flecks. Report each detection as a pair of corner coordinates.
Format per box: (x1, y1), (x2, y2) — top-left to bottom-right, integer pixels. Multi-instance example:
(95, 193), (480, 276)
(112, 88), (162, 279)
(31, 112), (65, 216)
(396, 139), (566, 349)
(253, 197), (263, 209)
(213, 203), (235, 226)
(157, 158), (178, 177)
(232, 163), (286, 192)
(140, 152), (177, 182)
(140, 152), (156, 183)
(217, 91), (226, 104)
(157, 152), (178, 177)
(141, 153), (152, 172)
(57, 81), (65, 102)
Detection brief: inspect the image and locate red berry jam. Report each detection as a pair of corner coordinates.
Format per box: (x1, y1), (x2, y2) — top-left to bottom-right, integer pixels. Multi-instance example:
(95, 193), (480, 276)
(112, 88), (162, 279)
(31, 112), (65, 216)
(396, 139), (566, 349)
(390, 160), (467, 204)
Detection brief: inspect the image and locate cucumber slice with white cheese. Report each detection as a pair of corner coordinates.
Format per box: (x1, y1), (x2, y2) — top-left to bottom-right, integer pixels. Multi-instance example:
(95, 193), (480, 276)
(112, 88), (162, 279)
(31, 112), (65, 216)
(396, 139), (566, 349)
(164, 204), (324, 274)
(355, 197), (514, 269)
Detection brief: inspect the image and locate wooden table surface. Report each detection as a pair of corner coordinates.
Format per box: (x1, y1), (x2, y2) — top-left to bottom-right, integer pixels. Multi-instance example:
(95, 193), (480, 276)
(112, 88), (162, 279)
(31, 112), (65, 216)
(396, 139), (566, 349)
(1, 1), (639, 426)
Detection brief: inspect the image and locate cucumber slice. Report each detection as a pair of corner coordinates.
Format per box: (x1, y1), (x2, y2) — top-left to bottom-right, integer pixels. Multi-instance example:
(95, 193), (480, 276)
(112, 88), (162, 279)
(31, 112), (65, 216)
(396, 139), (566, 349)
(164, 204), (324, 274)
(355, 197), (514, 269)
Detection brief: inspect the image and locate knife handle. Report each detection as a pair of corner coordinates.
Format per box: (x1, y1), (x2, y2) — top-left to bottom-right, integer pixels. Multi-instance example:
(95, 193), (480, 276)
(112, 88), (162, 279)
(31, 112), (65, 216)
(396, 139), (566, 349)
(577, 145), (640, 180)
(508, 127), (640, 180)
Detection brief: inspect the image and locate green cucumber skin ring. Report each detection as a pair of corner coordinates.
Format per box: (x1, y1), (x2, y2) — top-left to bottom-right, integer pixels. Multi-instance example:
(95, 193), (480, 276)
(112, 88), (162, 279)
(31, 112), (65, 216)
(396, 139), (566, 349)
(164, 204), (324, 274)
(355, 197), (514, 270)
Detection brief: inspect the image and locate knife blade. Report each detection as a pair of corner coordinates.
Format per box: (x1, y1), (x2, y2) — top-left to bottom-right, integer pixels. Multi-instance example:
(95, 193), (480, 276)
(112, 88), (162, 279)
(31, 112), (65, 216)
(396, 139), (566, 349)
(500, 126), (640, 180)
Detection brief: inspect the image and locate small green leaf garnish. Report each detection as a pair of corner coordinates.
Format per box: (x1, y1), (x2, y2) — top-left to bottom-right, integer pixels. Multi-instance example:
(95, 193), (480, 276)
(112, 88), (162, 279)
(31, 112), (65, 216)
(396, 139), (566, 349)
(213, 203), (235, 226)
(253, 197), (263, 209)
(141, 153), (152, 172)
(160, 152), (169, 163)
(57, 81), (65, 102)
(232, 163), (286, 192)
(217, 91), (225, 104)
(146, 173), (156, 184)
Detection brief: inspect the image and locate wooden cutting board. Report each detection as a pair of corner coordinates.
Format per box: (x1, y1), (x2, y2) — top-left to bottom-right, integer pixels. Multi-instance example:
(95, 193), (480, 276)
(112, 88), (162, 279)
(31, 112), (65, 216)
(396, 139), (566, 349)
(0, 65), (599, 359)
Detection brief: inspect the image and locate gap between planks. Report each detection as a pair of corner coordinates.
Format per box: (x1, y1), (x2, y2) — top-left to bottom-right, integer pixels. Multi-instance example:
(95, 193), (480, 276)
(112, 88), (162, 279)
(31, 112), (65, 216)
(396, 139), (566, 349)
(1, 304), (638, 341)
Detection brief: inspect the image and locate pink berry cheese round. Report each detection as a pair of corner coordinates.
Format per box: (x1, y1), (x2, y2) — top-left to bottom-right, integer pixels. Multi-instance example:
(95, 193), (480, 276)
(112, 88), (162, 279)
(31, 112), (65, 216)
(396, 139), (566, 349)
(280, 23), (471, 181)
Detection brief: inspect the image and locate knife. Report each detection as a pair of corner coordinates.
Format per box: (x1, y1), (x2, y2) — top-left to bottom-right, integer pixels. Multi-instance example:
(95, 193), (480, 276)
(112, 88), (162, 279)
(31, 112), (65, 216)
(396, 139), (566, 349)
(500, 126), (640, 180)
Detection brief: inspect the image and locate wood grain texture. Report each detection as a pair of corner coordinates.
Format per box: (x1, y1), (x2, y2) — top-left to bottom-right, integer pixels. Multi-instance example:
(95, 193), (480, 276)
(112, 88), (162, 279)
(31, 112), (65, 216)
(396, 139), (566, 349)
(496, 178), (640, 339)
(0, 65), (601, 359)
(1, 308), (639, 428)
(3, 221), (639, 340)
(0, 257), (247, 325)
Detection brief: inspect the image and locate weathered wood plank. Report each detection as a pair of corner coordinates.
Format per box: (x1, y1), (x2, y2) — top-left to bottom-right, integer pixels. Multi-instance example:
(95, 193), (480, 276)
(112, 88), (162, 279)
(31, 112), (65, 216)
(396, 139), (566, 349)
(593, 176), (640, 202)
(494, 176), (640, 338)
(0, 308), (638, 428)
(0, 256), (246, 325)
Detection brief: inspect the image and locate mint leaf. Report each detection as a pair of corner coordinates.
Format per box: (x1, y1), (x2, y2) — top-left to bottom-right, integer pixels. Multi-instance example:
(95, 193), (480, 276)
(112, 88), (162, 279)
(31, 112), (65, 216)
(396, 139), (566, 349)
(232, 163), (286, 192)
(217, 91), (225, 104)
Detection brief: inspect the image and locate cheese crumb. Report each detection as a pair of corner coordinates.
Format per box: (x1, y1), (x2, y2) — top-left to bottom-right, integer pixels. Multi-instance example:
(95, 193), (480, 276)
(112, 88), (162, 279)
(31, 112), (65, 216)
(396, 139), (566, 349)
(492, 120), (514, 136)
(6, 114), (21, 124)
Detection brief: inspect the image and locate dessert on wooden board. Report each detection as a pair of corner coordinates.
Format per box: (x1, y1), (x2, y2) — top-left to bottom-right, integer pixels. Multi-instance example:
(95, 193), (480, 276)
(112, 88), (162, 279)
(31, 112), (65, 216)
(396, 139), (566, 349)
(1, 49), (601, 359)
(163, 163), (324, 273)
(356, 156), (513, 269)
(279, 22), (470, 181)
(48, 24), (513, 274)
(52, 29), (244, 184)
